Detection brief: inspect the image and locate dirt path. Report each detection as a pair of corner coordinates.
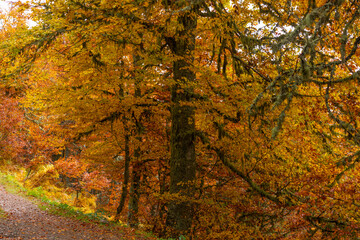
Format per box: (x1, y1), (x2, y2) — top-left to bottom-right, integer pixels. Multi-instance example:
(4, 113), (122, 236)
(0, 185), (134, 239)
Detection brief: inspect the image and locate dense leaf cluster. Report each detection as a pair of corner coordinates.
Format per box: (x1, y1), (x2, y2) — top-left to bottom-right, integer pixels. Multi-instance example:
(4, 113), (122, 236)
(1, 0), (360, 239)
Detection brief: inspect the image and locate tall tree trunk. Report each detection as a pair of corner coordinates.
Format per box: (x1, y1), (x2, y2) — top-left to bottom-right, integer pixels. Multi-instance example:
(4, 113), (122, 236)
(127, 54), (142, 228)
(166, 10), (197, 236)
(128, 161), (141, 228)
(115, 83), (130, 222)
(114, 124), (130, 222)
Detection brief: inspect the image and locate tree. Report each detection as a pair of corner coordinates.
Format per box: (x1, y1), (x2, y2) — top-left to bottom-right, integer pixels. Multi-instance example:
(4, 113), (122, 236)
(164, 2), (197, 235)
(4, 0), (360, 239)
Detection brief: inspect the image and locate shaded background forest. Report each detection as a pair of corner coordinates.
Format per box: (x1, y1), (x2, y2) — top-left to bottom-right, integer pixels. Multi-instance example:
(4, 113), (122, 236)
(1, 0), (360, 239)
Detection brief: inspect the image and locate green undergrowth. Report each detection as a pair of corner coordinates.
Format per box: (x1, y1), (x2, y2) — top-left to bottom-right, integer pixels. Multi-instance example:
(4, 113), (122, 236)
(0, 206), (8, 219)
(0, 170), (158, 239)
(39, 201), (112, 225)
(0, 172), (27, 195)
(0, 171), (111, 225)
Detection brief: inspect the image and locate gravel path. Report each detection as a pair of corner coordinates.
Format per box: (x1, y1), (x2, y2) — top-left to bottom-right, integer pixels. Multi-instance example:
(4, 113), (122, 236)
(0, 185), (128, 239)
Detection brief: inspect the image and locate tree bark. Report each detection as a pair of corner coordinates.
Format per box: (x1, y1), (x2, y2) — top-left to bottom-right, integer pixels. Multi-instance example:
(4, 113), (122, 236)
(128, 161), (141, 228)
(127, 54), (142, 228)
(166, 10), (197, 236)
(114, 116), (130, 222)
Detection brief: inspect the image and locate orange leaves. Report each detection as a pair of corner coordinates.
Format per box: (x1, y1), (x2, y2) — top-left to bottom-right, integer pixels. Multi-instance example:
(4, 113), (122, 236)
(4, 0), (360, 238)
(55, 156), (87, 179)
(83, 171), (111, 191)
(0, 88), (27, 161)
(55, 156), (110, 192)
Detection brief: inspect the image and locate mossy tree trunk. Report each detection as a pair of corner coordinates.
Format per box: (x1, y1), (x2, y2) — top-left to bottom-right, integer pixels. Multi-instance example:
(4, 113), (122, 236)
(166, 10), (197, 236)
(127, 54), (142, 228)
(128, 161), (141, 228)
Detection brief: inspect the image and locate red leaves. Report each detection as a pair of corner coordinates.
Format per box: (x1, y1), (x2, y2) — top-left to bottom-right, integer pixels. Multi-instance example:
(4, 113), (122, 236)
(83, 171), (110, 191)
(0, 89), (26, 161)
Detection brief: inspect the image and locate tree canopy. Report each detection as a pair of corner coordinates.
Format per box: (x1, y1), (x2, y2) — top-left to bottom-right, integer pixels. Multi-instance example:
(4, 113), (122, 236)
(1, 0), (360, 239)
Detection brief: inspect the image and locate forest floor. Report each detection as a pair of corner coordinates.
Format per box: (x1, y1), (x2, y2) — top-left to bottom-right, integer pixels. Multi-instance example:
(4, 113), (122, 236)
(0, 184), (153, 239)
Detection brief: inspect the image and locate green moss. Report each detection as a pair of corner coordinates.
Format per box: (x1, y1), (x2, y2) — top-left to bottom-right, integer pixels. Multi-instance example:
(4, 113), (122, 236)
(0, 207), (8, 219)
(0, 172), (26, 195)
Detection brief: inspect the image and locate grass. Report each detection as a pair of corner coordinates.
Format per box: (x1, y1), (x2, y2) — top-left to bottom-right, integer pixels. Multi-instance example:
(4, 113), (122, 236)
(0, 172), (26, 195)
(0, 171), (110, 224)
(0, 170), (159, 239)
(0, 206), (8, 219)
(0, 170), (171, 239)
(38, 201), (112, 225)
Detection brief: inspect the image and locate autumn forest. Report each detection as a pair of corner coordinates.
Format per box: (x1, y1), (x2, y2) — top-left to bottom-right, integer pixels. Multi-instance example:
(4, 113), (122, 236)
(1, 0), (360, 239)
